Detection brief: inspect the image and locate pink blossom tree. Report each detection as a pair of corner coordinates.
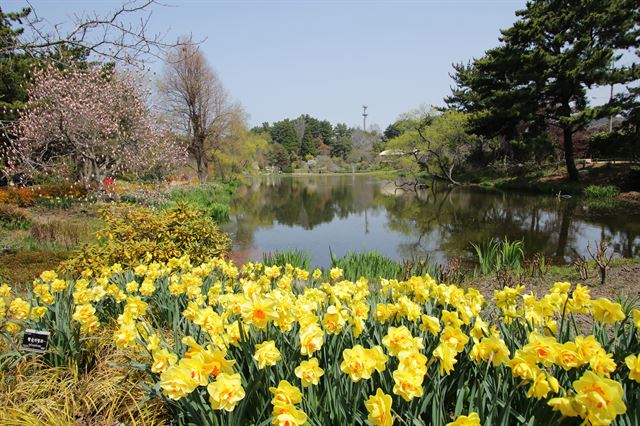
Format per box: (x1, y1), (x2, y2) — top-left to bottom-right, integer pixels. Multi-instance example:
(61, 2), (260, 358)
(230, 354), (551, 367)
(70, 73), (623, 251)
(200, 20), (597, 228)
(8, 64), (186, 186)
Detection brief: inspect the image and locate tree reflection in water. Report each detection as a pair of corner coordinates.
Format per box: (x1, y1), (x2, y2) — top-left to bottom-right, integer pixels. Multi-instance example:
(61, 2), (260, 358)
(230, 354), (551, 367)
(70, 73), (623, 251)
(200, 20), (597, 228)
(222, 175), (640, 267)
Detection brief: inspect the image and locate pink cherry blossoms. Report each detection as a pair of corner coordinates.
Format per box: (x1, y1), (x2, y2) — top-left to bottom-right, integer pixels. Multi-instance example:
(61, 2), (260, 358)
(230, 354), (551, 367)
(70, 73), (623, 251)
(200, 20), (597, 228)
(9, 64), (186, 186)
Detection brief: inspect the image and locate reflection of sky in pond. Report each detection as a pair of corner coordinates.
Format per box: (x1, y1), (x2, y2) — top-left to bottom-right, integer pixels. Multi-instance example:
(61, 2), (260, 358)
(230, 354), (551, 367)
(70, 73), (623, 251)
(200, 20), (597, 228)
(245, 209), (443, 268)
(223, 175), (640, 268)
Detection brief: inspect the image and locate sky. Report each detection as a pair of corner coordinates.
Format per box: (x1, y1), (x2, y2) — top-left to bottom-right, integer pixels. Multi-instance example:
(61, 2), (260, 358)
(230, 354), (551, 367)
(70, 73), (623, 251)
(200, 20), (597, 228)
(7, 0), (533, 129)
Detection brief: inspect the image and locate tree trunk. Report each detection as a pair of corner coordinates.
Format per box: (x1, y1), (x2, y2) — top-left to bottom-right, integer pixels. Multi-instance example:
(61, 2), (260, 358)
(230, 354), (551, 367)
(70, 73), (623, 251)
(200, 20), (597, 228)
(196, 155), (208, 184)
(412, 150), (430, 173)
(78, 159), (92, 189)
(193, 138), (208, 184)
(445, 163), (460, 186)
(563, 127), (579, 181)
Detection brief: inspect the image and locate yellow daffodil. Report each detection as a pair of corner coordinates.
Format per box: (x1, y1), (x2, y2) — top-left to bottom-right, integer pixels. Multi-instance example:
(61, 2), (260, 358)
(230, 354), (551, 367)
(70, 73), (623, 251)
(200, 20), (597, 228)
(625, 354), (640, 383)
(254, 340), (281, 369)
(470, 335), (510, 366)
(299, 323), (324, 356)
(241, 296), (278, 329)
(383, 325), (424, 356)
(446, 412), (481, 426)
(527, 372), (559, 399)
(591, 298), (625, 324)
(507, 350), (540, 381)
(521, 332), (559, 366)
(269, 380), (302, 406)
(433, 343), (458, 375)
(365, 388), (393, 426)
(340, 345), (381, 382)
(440, 325), (469, 353)
(420, 314), (441, 335)
(392, 368), (423, 401)
(151, 349), (178, 373)
(294, 357), (324, 387)
(397, 350), (428, 376)
(573, 371), (626, 425)
(207, 373), (245, 411)
(9, 297), (30, 319)
(271, 402), (307, 426)
(160, 363), (199, 400)
(632, 309), (640, 329)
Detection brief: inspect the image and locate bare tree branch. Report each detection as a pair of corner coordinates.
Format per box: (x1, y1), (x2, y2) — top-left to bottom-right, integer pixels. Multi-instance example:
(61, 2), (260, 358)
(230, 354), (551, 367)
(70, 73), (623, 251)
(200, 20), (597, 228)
(6, 0), (195, 68)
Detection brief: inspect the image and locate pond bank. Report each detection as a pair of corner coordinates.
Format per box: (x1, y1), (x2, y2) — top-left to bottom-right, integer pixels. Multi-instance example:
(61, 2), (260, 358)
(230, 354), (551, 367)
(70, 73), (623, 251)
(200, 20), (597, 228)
(464, 258), (640, 300)
(461, 162), (639, 196)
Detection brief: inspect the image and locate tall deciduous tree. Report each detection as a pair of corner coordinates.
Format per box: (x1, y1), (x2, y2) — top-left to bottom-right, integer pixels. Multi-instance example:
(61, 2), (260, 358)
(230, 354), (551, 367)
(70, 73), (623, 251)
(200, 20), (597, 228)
(447, 0), (640, 180)
(9, 65), (184, 186)
(159, 40), (241, 183)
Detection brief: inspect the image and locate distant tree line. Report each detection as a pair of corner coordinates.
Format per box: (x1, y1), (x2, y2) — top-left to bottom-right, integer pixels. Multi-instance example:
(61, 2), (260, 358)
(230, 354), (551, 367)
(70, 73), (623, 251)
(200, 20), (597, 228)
(252, 116), (381, 172)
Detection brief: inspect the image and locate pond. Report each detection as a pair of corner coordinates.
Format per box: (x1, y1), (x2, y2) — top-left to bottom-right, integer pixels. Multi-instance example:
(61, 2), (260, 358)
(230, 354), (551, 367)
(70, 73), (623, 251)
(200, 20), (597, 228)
(223, 174), (640, 268)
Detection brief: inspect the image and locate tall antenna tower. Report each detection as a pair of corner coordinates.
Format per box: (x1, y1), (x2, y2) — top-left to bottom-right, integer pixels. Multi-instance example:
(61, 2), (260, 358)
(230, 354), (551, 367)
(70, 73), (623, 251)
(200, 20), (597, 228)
(362, 105), (368, 131)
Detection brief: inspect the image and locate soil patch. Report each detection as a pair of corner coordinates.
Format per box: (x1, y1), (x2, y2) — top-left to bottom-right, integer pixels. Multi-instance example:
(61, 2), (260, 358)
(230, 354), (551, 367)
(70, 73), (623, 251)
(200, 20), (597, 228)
(466, 264), (640, 300)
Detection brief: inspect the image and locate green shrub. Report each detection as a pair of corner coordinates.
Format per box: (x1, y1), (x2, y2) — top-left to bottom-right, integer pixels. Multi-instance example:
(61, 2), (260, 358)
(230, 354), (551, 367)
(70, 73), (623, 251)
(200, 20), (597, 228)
(588, 130), (639, 160)
(168, 182), (237, 223)
(584, 185), (620, 199)
(36, 196), (77, 209)
(61, 203), (231, 273)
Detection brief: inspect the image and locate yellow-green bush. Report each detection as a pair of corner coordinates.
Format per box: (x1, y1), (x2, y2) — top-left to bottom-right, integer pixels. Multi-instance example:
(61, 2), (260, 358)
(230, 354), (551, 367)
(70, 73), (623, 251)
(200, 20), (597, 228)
(61, 204), (231, 273)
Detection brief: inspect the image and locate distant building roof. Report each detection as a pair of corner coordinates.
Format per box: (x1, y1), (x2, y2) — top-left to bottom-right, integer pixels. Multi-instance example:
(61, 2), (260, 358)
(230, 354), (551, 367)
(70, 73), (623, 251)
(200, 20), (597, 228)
(378, 149), (405, 157)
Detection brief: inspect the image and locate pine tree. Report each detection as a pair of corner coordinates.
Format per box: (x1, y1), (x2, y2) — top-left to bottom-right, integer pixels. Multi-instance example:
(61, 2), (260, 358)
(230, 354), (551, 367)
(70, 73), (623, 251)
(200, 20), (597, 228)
(447, 0), (640, 180)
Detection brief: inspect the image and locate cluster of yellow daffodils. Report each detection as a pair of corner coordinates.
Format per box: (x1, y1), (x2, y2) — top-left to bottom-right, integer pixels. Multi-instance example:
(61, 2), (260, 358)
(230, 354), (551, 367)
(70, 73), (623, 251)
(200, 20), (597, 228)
(549, 371), (626, 425)
(269, 380), (307, 425)
(3, 256), (639, 425)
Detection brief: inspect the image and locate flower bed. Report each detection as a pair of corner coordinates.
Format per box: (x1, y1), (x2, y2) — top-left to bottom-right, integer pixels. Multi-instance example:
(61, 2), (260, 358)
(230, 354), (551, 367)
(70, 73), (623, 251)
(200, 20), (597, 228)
(1, 257), (639, 425)
(0, 184), (87, 207)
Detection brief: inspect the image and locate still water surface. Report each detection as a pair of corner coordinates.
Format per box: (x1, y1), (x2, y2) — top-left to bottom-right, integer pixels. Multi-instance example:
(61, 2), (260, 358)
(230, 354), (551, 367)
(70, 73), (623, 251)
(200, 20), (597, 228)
(223, 174), (640, 268)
